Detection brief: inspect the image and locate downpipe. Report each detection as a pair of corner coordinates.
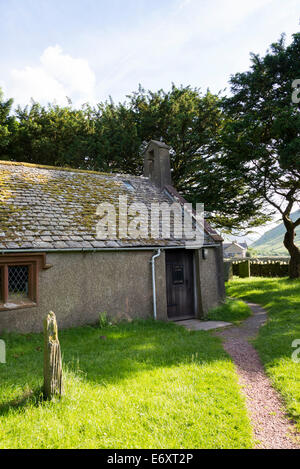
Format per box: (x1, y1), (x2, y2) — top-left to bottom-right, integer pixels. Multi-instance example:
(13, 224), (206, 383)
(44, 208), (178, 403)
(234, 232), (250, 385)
(151, 249), (161, 320)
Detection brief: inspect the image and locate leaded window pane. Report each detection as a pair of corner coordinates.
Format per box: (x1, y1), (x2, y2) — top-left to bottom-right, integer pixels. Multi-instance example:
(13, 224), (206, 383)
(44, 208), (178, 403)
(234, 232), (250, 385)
(8, 266), (29, 300)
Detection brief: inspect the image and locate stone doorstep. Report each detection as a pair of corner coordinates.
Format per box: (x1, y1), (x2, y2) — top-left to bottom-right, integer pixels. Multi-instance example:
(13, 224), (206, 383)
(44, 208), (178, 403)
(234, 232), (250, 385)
(175, 319), (232, 331)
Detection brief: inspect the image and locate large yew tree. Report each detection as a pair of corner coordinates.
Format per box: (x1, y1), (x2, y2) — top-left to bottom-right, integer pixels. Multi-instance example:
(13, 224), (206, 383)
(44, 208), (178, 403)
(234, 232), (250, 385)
(222, 34), (300, 278)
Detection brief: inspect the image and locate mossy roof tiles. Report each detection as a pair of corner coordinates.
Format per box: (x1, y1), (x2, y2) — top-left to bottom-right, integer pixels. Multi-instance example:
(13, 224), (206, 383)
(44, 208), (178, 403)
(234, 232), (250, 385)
(0, 161), (218, 250)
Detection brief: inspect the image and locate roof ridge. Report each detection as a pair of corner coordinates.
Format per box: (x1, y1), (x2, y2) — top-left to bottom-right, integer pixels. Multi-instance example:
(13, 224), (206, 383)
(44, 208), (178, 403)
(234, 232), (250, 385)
(0, 159), (147, 180)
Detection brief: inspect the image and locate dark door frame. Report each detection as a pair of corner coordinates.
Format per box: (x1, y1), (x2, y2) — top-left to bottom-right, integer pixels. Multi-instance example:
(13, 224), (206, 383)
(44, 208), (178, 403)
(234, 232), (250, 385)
(166, 248), (197, 321)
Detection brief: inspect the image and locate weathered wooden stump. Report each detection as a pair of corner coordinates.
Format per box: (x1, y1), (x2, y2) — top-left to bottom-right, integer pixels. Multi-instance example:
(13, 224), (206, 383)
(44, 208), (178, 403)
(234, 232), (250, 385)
(43, 311), (64, 399)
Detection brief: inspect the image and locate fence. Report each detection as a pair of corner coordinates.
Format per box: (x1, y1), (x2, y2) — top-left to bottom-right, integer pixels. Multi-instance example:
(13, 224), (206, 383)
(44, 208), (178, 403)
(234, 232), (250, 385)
(224, 259), (290, 281)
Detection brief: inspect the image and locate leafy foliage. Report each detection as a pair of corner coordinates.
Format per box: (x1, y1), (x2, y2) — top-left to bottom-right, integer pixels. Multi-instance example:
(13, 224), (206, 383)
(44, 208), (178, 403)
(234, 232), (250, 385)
(0, 90), (16, 158)
(221, 34), (300, 276)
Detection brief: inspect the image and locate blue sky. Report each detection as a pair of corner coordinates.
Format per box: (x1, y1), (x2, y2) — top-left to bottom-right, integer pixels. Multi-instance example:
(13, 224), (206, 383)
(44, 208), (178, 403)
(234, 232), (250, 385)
(0, 0), (299, 107)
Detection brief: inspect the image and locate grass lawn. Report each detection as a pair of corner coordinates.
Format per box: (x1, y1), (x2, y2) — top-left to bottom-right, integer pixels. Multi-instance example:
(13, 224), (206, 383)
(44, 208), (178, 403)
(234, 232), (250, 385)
(206, 298), (251, 325)
(0, 320), (253, 449)
(227, 277), (300, 431)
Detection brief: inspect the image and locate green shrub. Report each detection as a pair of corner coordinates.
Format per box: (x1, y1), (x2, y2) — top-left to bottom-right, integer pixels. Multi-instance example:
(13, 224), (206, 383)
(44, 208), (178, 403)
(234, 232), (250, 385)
(232, 260), (289, 278)
(223, 261), (233, 282)
(239, 261), (250, 278)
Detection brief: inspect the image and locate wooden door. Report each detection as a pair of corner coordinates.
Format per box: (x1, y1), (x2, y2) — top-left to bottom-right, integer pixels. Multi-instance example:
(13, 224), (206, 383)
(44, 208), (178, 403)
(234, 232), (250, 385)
(166, 250), (195, 320)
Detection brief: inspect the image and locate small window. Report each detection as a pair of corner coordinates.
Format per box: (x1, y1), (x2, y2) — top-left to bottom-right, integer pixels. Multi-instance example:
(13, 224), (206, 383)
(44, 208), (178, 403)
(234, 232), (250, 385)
(8, 265), (29, 301)
(172, 265), (184, 285)
(0, 263), (34, 309)
(0, 254), (48, 310)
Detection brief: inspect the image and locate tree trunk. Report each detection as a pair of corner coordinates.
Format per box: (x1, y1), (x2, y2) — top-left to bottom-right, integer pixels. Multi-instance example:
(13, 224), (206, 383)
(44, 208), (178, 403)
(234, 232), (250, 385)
(283, 216), (300, 279)
(43, 311), (64, 399)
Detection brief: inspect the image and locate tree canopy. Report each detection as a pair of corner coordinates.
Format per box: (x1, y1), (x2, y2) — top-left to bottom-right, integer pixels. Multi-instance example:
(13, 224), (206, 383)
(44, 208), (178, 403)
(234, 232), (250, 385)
(221, 33), (300, 277)
(0, 89), (16, 156)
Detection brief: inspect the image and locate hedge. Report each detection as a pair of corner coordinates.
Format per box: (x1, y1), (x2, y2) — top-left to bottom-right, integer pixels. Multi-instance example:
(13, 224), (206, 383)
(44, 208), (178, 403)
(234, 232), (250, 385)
(226, 260), (289, 278)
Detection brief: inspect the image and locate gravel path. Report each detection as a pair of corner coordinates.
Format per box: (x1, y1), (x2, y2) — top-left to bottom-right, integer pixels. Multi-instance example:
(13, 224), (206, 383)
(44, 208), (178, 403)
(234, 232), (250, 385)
(215, 302), (299, 449)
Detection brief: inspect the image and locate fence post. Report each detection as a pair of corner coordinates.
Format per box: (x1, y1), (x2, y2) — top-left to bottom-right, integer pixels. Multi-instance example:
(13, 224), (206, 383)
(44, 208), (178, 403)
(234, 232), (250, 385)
(43, 311), (64, 399)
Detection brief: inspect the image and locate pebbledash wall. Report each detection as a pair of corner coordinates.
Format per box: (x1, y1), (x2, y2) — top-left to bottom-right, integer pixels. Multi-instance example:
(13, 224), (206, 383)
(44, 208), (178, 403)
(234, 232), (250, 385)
(197, 246), (225, 315)
(0, 247), (224, 334)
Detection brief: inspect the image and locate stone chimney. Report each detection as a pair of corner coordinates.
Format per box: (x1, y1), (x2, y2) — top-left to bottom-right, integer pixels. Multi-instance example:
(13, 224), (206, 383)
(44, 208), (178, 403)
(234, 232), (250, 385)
(143, 140), (172, 189)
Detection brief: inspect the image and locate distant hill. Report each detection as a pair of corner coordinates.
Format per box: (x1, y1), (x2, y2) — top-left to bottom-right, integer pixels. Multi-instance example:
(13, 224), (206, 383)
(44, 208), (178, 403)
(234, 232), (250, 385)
(251, 210), (300, 256)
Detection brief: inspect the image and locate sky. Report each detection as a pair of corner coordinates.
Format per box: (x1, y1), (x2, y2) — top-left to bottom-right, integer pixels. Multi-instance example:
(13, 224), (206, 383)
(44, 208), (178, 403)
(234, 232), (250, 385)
(0, 0), (299, 243)
(0, 0), (299, 107)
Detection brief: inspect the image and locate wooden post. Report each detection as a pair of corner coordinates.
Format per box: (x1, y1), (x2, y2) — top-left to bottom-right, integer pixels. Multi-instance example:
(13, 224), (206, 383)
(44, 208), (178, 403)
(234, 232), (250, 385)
(43, 311), (64, 399)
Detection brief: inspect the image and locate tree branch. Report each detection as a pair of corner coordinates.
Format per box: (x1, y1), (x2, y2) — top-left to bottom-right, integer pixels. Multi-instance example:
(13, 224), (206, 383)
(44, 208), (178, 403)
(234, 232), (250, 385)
(294, 217), (300, 229)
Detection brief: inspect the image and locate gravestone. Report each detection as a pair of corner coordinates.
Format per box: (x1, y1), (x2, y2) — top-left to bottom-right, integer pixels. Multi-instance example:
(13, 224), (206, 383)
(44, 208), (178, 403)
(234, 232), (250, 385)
(0, 339), (5, 364)
(43, 311), (64, 399)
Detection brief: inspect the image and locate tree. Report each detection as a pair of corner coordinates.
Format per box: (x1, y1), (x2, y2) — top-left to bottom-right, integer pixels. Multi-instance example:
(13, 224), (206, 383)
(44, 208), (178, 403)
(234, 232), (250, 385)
(128, 85), (267, 231)
(9, 99), (142, 174)
(11, 101), (95, 168)
(222, 34), (300, 278)
(91, 100), (142, 174)
(246, 247), (258, 258)
(0, 88), (16, 159)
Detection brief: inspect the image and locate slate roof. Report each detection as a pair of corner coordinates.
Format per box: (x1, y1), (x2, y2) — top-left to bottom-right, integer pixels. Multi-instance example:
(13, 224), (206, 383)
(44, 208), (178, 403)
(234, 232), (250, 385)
(0, 161), (221, 251)
(223, 242), (248, 251)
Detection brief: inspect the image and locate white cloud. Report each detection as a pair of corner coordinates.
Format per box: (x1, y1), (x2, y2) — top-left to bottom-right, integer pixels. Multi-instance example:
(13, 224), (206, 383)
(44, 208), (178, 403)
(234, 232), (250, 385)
(9, 45), (96, 107)
(177, 0), (192, 9)
(3, 0), (298, 106)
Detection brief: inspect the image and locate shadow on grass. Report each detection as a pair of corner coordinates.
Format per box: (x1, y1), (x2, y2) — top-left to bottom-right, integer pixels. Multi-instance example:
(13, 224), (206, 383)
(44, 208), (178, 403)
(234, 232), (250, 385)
(61, 321), (228, 386)
(0, 320), (229, 411)
(227, 277), (300, 364)
(228, 278), (300, 300)
(0, 386), (43, 417)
